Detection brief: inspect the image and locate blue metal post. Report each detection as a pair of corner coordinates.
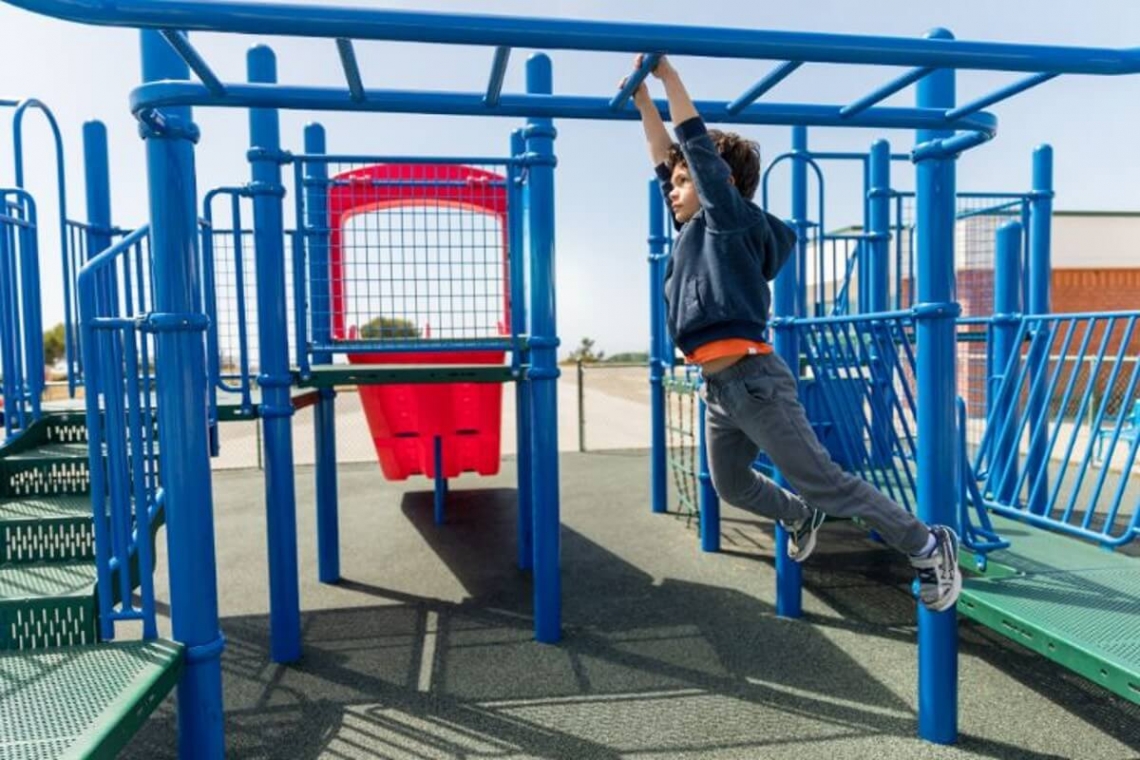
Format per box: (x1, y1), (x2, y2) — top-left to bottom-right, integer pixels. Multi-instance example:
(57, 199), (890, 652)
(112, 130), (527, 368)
(525, 53), (561, 643)
(510, 130), (533, 570)
(433, 435), (447, 525)
(82, 120), (113, 293)
(868, 140), (892, 464)
(697, 395), (720, 552)
(1027, 146), (1053, 515)
(140, 29), (225, 759)
(248, 45), (301, 664)
(914, 27), (959, 745)
(773, 125), (807, 618)
(648, 179), (669, 514)
(304, 123), (340, 584)
(993, 221), (1023, 505)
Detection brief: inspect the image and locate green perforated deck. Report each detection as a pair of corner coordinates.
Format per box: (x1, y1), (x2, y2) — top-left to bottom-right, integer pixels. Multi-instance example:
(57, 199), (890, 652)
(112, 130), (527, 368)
(0, 639), (183, 760)
(0, 562), (98, 650)
(1, 444), (92, 498)
(0, 496), (94, 565)
(296, 363), (520, 387)
(960, 515), (1140, 704)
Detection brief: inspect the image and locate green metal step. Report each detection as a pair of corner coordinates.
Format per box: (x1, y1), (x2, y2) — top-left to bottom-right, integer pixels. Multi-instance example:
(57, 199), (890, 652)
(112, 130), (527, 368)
(0, 639), (183, 760)
(0, 562), (98, 650)
(1, 445), (92, 499)
(960, 515), (1140, 705)
(296, 363), (519, 387)
(0, 496), (94, 565)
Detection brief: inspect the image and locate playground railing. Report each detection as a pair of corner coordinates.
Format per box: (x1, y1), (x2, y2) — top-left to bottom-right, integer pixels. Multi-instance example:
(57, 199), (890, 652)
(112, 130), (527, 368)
(0, 188), (44, 440)
(77, 224), (160, 640)
(974, 310), (1140, 548)
(790, 310), (920, 512)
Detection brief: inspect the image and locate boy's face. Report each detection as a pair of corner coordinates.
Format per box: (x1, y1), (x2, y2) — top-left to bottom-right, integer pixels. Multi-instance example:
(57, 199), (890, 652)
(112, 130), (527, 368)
(669, 164), (701, 224)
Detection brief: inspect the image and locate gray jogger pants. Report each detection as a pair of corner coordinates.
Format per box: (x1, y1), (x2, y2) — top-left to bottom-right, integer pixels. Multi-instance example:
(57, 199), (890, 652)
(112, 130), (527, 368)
(700, 352), (930, 555)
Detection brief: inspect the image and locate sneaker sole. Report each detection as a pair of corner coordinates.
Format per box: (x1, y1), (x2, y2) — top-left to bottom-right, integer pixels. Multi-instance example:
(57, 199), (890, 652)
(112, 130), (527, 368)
(789, 529), (817, 563)
(925, 565), (963, 613)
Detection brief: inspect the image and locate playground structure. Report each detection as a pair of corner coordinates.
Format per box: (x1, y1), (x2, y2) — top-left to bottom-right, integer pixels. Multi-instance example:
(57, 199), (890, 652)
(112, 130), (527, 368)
(0, 3), (1137, 758)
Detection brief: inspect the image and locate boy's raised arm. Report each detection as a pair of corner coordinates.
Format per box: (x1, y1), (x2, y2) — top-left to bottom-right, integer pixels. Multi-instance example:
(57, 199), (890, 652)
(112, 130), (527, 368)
(654, 57), (748, 230)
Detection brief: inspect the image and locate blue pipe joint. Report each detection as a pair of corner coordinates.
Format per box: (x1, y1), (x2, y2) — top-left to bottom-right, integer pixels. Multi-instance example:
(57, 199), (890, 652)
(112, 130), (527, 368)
(142, 312), (210, 333)
(185, 633), (227, 663)
(136, 109), (201, 143)
(247, 147), (294, 164)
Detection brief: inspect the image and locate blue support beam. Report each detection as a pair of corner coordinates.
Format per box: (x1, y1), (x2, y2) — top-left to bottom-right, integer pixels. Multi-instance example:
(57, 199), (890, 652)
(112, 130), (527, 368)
(485, 46), (511, 107)
(160, 29), (226, 96)
(140, 29), (225, 760)
(648, 179), (668, 515)
(946, 72), (1058, 120)
(993, 221), (1023, 506)
(842, 66), (934, 118)
(304, 122), (340, 584)
(697, 395), (720, 552)
(773, 125), (807, 619)
(14, 1), (1140, 75)
(726, 61), (802, 114)
(525, 53), (562, 644)
(509, 129), (533, 571)
(248, 44), (302, 665)
(1027, 145), (1054, 516)
(335, 38), (365, 102)
(914, 27), (959, 746)
(130, 82), (1000, 138)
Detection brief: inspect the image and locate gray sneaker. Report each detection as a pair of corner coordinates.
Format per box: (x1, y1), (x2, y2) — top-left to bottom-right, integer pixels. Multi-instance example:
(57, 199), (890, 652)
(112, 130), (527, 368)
(910, 526), (962, 612)
(782, 508), (825, 563)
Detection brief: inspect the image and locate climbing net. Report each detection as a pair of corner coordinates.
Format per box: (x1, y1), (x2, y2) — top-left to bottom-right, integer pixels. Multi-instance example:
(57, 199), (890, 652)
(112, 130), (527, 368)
(663, 368), (702, 521)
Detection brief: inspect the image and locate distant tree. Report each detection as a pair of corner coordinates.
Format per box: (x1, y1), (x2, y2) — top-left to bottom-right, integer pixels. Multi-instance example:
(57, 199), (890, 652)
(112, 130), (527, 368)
(567, 337), (605, 363)
(43, 323), (66, 365)
(359, 316), (421, 340)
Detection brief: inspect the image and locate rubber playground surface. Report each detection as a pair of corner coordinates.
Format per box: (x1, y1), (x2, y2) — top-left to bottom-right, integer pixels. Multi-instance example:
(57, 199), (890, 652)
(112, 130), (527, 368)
(121, 447), (1140, 759)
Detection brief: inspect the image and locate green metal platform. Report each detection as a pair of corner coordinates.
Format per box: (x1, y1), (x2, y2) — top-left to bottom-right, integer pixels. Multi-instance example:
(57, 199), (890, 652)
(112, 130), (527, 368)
(960, 514), (1140, 705)
(40, 387), (321, 423)
(295, 363), (520, 387)
(0, 639), (183, 760)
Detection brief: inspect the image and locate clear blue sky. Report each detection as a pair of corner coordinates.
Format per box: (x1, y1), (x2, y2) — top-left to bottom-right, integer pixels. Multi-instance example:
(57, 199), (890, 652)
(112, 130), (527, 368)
(2, 0), (1139, 356)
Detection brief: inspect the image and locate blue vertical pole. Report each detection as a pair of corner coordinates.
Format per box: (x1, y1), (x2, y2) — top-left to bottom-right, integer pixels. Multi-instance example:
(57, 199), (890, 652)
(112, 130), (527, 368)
(774, 125), (807, 618)
(433, 435), (447, 525)
(248, 45), (301, 664)
(868, 140), (892, 464)
(304, 123), (340, 584)
(510, 130), (533, 571)
(993, 221), (1023, 505)
(1027, 146), (1053, 516)
(697, 395), (720, 551)
(140, 30), (225, 759)
(649, 179), (669, 514)
(858, 158), (871, 314)
(525, 53), (561, 643)
(915, 27), (959, 746)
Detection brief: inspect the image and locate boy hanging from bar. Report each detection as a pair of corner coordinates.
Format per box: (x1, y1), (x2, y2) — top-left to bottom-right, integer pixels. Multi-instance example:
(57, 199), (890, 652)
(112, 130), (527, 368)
(625, 54), (961, 611)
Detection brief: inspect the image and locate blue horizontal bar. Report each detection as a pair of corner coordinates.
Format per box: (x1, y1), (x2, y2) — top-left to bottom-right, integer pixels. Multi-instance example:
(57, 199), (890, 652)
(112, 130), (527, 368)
(131, 82), (999, 135)
(955, 199), (1023, 222)
(610, 52), (660, 111)
(296, 153), (517, 165)
(946, 72), (1059, 119)
(841, 66), (933, 118)
(160, 29), (226, 96)
(801, 150), (911, 162)
(317, 338), (515, 353)
(783, 308), (914, 327)
(726, 61), (801, 114)
(335, 38), (365, 102)
(484, 46), (510, 107)
(0, 212), (35, 228)
(10, 1), (1140, 75)
(1030, 309), (1140, 321)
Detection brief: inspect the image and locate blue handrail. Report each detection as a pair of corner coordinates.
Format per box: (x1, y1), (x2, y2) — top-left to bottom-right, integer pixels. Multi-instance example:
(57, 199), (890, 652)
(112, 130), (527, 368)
(0, 188), (43, 440)
(77, 224), (160, 639)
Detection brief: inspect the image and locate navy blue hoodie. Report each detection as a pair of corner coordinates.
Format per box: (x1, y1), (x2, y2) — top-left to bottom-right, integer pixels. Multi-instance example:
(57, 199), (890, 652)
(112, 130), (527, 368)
(658, 118), (797, 356)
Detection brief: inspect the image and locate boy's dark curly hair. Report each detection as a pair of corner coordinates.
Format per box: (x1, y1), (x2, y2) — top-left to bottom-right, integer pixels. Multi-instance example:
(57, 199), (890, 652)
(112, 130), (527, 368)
(666, 130), (761, 200)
